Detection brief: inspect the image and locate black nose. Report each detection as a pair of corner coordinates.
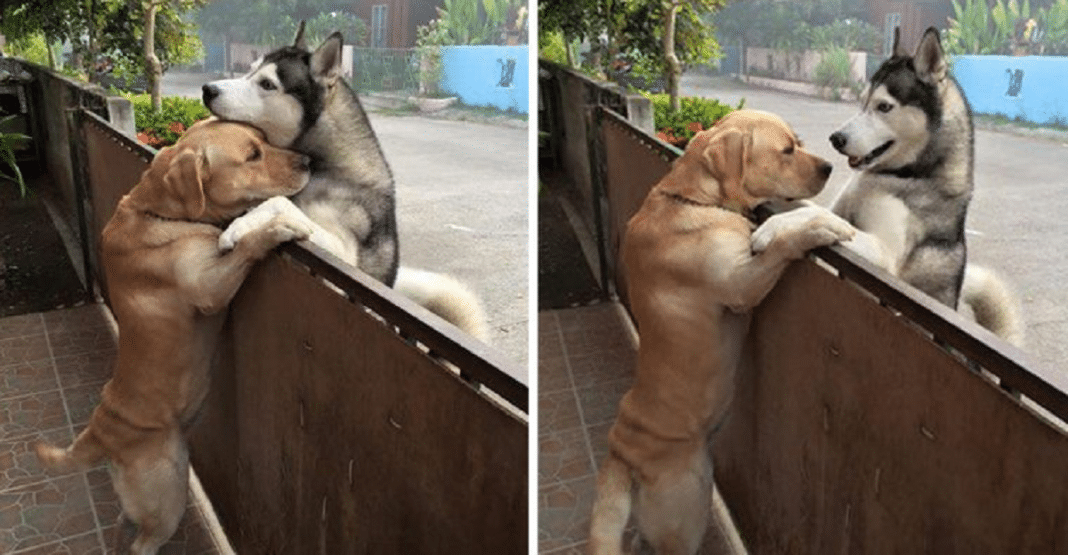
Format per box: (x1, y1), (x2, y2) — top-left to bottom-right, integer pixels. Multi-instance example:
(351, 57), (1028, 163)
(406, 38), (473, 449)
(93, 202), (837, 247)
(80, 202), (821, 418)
(829, 131), (847, 151)
(202, 84), (219, 105)
(819, 162), (833, 178)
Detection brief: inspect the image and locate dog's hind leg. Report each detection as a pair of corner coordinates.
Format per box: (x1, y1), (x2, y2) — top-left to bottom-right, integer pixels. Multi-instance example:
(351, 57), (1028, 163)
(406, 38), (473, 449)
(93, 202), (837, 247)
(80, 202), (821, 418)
(590, 454), (635, 555)
(634, 448), (712, 555)
(112, 432), (189, 555)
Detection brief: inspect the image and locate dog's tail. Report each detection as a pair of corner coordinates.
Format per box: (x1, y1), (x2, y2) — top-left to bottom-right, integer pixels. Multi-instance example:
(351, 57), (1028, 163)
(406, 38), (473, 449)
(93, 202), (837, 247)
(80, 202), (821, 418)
(35, 427), (108, 474)
(961, 264), (1025, 347)
(394, 267), (490, 342)
(588, 454), (634, 555)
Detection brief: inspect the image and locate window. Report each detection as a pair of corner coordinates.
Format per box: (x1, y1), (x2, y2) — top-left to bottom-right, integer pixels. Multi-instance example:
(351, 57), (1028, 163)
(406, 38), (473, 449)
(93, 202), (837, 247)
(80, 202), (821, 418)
(371, 4), (388, 47)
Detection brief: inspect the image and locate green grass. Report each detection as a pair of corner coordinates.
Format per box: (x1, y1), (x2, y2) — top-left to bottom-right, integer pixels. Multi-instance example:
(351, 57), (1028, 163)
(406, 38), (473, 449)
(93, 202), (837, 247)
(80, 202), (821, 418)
(974, 113), (1068, 134)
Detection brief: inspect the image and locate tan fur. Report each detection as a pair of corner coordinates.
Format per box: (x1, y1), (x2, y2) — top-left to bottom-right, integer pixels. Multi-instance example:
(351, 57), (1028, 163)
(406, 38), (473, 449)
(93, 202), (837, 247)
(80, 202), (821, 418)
(35, 120), (313, 555)
(589, 110), (854, 555)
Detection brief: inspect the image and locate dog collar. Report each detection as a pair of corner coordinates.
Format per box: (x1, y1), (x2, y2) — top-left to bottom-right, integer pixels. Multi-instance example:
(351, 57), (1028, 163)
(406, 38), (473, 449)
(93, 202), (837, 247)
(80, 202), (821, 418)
(141, 210), (223, 228)
(661, 191), (750, 217)
(721, 199), (751, 216)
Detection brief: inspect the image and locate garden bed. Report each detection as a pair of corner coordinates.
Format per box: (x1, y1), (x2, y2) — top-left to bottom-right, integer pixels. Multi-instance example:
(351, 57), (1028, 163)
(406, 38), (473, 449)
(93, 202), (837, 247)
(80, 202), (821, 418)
(0, 177), (87, 316)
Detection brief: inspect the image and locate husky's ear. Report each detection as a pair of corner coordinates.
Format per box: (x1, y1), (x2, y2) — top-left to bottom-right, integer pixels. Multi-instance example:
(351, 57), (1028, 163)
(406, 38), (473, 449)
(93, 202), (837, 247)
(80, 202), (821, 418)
(892, 27), (908, 58)
(914, 27), (947, 84)
(293, 20), (308, 50)
(311, 32), (344, 84)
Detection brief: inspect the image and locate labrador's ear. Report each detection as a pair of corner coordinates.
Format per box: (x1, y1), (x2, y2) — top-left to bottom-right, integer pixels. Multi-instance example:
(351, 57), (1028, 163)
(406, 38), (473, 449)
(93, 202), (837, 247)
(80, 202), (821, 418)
(703, 128), (750, 199)
(310, 32), (344, 85)
(293, 20), (308, 50)
(162, 149), (206, 219)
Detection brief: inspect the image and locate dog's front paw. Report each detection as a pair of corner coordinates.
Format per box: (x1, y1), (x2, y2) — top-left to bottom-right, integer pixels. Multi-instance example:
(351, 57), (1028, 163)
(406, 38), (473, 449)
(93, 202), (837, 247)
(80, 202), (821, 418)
(219, 197), (292, 251)
(751, 220), (780, 253)
(264, 214), (313, 245)
(796, 211), (855, 251)
(753, 206), (854, 256)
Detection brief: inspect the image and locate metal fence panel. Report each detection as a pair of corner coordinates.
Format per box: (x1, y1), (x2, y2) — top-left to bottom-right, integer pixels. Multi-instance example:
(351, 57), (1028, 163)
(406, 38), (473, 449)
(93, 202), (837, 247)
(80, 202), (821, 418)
(350, 47), (418, 92)
(192, 255), (527, 553)
(81, 111), (152, 297)
(600, 107), (679, 303)
(715, 260), (1068, 553)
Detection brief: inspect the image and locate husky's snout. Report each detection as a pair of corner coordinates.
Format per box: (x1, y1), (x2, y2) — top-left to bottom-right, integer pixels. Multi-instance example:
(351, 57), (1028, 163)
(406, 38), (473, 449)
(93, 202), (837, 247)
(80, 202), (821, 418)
(829, 131), (848, 153)
(202, 83), (220, 105)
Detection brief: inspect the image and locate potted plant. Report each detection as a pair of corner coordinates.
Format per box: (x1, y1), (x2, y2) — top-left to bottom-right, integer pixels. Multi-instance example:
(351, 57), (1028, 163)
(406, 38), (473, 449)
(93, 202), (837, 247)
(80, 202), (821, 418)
(0, 114), (31, 198)
(411, 17), (458, 112)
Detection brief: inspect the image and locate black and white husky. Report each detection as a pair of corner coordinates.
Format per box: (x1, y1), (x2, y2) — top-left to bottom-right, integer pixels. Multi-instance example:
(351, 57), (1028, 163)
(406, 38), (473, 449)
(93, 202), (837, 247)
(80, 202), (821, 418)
(202, 24), (487, 340)
(755, 27), (1023, 344)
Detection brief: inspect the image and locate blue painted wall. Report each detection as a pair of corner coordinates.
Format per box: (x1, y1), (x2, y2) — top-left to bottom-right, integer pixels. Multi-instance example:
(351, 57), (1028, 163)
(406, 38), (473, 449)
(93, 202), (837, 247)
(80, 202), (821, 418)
(439, 45), (529, 114)
(952, 55), (1068, 125)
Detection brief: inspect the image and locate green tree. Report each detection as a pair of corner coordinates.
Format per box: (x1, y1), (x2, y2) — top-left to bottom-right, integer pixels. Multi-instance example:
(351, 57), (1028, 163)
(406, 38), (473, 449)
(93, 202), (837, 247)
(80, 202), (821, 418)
(196, 0), (366, 47)
(541, 0), (723, 105)
(0, 0), (203, 102)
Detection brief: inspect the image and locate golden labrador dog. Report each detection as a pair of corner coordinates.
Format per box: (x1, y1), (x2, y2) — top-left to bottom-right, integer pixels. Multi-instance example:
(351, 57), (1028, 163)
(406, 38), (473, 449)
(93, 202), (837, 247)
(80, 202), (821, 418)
(589, 110), (854, 555)
(35, 120), (314, 555)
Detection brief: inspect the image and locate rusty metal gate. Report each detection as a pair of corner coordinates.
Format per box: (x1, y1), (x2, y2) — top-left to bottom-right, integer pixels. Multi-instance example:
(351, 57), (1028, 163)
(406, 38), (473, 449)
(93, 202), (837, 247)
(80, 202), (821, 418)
(78, 109), (528, 553)
(590, 103), (1068, 552)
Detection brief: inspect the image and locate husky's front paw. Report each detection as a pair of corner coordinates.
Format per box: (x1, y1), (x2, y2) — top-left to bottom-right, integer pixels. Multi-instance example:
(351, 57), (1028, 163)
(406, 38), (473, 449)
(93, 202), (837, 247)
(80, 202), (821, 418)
(219, 196), (299, 251)
(263, 214), (312, 245)
(753, 206), (854, 255)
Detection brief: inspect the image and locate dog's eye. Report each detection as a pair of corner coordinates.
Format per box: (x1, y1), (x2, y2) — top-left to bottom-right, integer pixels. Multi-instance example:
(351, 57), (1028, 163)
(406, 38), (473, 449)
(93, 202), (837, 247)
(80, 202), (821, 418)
(783, 144), (795, 155)
(876, 101), (894, 113)
(247, 147), (262, 162)
(259, 79), (276, 91)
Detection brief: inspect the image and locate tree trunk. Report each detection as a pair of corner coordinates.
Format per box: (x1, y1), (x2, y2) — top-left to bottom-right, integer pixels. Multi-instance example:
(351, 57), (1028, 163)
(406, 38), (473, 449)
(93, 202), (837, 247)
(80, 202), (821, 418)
(44, 34), (56, 70)
(143, 1), (163, 111)
(563, 31), (575, 67)
(663, 1), (682, 111)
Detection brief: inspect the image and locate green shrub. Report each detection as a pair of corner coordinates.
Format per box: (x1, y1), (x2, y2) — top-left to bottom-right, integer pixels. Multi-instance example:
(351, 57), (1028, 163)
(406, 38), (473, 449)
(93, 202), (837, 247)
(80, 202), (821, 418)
(814, 47), (852, 92)
(643, 93), (745, 143)
(6, 33), (56, 68)
(538, 29), (570, 65)
(123, 94), (210, 147)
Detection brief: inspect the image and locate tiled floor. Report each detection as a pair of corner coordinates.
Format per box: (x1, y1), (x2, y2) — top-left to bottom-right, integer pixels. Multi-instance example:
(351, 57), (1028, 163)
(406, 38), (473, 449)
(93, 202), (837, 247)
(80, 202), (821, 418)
(538, 303), (739, 554)
(0, 304), (220, 554)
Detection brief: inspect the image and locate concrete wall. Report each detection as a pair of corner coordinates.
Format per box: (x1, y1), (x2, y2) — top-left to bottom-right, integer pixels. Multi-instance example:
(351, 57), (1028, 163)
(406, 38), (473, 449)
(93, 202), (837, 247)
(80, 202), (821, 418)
(952, 55), (1068, 126)
(746, 47), (867, 85)
(440, 45), (529, 113)
(229, 42), (353, 78)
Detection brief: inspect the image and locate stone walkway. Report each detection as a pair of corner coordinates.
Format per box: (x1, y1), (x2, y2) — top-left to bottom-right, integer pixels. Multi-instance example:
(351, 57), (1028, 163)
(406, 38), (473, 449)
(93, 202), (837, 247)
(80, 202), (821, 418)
(0, 304), (223, 554)
(538, 303), (739, 554)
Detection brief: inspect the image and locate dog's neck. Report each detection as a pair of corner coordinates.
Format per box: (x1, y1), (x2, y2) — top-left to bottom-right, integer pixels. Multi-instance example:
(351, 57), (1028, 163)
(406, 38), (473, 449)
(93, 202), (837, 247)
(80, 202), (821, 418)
(662, 159), (751, 216)
(139, 209), (226, 228)
(660, 190), (750, 217)
(294, 82), (394, 188)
